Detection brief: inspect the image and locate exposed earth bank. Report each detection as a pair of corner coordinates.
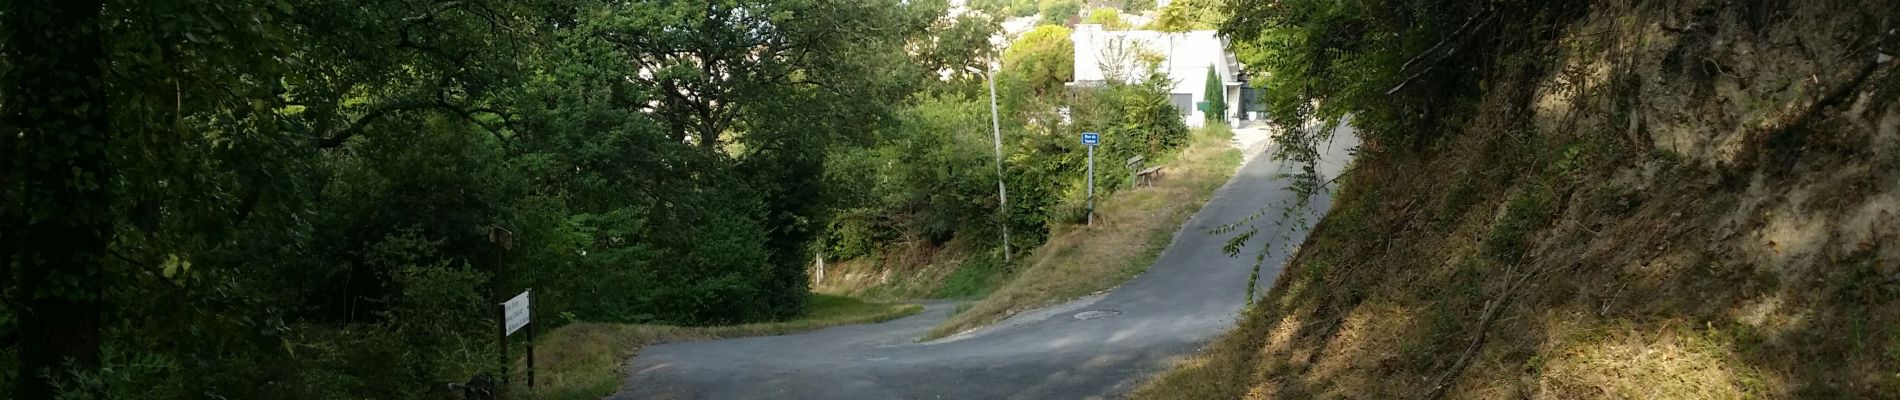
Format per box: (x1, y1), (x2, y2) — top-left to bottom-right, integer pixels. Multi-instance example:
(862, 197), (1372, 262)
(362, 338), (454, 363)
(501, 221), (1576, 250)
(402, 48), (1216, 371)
(1133, 1), (1900, 398)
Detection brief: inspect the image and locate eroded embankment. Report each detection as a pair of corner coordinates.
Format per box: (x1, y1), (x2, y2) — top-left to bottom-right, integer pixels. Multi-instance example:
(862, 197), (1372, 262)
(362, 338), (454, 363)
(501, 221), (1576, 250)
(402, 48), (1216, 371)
(1136, 1), (1899, 398)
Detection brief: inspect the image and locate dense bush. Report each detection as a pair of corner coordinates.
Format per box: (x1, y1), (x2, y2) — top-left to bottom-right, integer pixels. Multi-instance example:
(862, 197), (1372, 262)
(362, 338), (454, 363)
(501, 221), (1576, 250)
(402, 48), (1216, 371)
(1213, 0), (1588, 268)
(1151, 0), (1223, 31)
(824, 25), (1191, 263)
(1084, 8), (1131, 30)
(827, 94), (1001, 255)
(971, 0), (1039, 18)
(999, 24), (1076, 114)
(1224, 0), (1587, 154)
(1070, 70), (1193, 190)
(1038, 0), (1081, 26)
(1113, 0), (1154, 14)
(2, 0), (944, 397)
(1, 0), (1193, 397)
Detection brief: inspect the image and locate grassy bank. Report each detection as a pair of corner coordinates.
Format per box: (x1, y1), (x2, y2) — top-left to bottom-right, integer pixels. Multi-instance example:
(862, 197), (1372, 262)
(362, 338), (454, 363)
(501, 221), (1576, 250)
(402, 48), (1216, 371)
(922, 125), (1242, 340)
(518, 294), (921, 400)
(812, 241), (1014, 303)
(1130, 2), (1900, 398)
(812, 238), (1010, 301)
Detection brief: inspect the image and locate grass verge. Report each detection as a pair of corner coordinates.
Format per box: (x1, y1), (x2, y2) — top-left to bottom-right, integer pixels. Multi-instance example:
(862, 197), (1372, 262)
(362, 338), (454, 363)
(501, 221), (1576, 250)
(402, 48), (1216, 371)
(922, 125), (1242, 340)
(813, 239), (989, 301)
(518, 294), (921, 400)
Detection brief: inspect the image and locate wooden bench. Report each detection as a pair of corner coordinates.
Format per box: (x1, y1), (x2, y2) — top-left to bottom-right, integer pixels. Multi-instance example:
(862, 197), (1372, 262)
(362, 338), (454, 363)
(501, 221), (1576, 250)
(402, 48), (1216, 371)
(1135, 166), (1164, 187)
(1126, 156), (1145, 189)
(1126, 155), (1165, 187)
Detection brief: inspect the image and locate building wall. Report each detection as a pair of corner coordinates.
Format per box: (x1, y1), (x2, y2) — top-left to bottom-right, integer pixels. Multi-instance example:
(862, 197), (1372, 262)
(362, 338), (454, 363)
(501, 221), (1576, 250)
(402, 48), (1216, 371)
(1070, 24), (1242, 128)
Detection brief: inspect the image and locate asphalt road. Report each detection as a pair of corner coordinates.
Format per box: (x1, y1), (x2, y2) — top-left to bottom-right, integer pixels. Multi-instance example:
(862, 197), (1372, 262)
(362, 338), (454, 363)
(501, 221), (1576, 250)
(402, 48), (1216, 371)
(610, 125), (1358, 400)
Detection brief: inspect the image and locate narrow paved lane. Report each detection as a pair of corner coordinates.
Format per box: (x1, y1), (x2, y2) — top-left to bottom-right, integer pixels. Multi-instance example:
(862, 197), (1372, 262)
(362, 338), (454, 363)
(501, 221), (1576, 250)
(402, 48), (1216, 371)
(612, 126), (1358, 400)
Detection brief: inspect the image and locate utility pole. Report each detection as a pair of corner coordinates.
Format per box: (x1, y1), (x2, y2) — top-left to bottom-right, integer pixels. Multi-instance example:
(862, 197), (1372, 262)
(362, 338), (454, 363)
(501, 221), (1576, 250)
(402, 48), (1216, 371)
(986, 64), (1011, 263)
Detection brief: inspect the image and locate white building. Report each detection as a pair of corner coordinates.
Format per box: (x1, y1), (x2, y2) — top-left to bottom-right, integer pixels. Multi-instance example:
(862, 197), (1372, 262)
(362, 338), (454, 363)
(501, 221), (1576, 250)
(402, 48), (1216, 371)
(1068, 24), (1244, 127)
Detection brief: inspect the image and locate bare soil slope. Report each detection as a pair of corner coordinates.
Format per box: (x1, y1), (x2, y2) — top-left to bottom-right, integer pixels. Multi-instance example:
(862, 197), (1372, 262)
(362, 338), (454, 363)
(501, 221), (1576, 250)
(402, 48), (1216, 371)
(1136, 1), (1900, 398)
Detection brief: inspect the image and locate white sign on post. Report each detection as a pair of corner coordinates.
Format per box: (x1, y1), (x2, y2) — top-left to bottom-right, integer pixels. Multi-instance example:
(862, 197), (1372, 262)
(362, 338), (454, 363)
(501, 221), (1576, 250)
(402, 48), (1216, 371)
(502, 290), (532, 336)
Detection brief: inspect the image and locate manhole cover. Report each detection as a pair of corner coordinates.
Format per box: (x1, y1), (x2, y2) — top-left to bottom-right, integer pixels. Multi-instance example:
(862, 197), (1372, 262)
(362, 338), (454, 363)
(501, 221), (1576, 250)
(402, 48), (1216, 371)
(1073, 310), (1121, 320)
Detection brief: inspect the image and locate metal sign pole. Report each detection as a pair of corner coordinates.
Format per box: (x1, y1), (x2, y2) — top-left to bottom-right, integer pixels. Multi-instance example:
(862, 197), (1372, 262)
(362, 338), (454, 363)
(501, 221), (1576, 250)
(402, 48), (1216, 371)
(1079, 132), (1099, 225)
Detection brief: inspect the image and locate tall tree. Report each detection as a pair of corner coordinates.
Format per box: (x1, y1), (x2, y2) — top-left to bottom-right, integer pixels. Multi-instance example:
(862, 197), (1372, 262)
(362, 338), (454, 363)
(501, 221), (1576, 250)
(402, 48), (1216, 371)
(0, 0), (962, 396)
(1084, 8), (1129, 30)
(1203, 65), (1226, 124)
(3, 0), (110, 397)
(1038, 0), (1079, 26)
(579, 0), (934, 317)
(999, 24), (1074, 114)
(589, 0), (927, 154)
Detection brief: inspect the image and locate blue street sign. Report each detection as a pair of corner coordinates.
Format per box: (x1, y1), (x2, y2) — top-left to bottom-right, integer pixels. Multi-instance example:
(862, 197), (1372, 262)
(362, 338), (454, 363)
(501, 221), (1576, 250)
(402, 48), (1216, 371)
(1081, 132), (1100, 146)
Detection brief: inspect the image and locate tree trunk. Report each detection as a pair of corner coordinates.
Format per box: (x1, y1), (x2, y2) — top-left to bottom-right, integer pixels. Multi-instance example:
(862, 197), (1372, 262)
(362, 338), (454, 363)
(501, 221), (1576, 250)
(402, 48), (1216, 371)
(3, 0), (110, 397)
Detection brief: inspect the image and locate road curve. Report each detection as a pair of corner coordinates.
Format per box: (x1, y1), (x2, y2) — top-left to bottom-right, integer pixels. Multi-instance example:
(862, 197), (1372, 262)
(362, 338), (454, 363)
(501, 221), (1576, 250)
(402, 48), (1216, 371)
(610, 126), (1358, 400)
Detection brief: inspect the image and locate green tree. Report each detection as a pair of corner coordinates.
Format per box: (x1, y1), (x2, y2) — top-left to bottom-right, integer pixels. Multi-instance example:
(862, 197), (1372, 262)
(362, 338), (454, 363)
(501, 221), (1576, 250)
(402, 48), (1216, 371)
(1150, 0), (1221, 32)
(914, 10), (1004, 97)
(1071, 68), (1192, 168)
(0, 0), (948, 397)
(1038, 0), (1080, 26)
(971, 0), (1038, 17)
(999, 25), (1075, 112)
(3, 0), (110, 396)
(566, 0), (936, 319)
(826, 94), (998, 253)
(1202, 65), (1227, 124)
(586, 0), (926, 155)
(1115, 0), (1155, 13)
(1084, 8), (1130, 30)
(1215, 0), (1586, 258)
(1223, 0), (1585, 155)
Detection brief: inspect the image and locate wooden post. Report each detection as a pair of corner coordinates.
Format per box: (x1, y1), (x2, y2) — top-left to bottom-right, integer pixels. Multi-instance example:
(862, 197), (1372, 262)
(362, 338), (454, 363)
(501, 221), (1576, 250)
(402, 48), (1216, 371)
(497, 302), (509, 391)
(526, 289), (535, 388)
(814, 251), (825, 286)
(1126, 156), (1144, 190)
(488, 224), (515, 391)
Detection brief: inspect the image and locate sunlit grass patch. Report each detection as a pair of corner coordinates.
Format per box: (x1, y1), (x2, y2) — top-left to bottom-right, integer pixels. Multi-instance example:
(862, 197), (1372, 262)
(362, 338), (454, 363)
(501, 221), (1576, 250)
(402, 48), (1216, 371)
(1536, 320), (1775, 399)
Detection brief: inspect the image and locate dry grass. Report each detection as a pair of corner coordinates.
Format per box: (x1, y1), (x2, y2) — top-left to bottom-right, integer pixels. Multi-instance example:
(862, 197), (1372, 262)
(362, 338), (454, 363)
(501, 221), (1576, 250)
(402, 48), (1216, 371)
(1129, 2), (1900, 398)
(516, 294), (922, 400)
(922, 126), (1241, 340)
(1534, 317), (1773, 399)
(813, 238), (981, 300)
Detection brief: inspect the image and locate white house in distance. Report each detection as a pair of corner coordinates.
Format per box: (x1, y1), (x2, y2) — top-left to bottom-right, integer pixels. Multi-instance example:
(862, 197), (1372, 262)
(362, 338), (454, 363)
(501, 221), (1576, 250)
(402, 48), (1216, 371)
(1068, 24), (1245, 127)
